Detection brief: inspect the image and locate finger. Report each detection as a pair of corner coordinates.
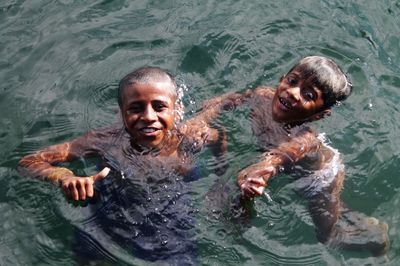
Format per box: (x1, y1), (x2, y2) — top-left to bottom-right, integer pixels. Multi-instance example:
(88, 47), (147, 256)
(248, 177), (266, 187)
(240, 184), (256, 199)
(69, 183), (79, 201)
(252, 185), (265, 196)
(77, 181), (86, 200)
(92, 167), (111, 182)
(85, 178), (94, 198)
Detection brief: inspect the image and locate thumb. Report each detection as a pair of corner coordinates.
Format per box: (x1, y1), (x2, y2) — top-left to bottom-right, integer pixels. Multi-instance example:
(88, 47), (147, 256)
(92, 167), (111, 182)
(253, 185), (265, 195)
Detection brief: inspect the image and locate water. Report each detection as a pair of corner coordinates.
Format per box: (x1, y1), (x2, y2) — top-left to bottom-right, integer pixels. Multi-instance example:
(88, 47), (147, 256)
(1, 0), (400, 265)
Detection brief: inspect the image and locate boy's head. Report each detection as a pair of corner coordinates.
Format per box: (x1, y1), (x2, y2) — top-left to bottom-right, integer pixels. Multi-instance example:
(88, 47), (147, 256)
(272, 56), (352, 124)
(118, 66), (182, 149)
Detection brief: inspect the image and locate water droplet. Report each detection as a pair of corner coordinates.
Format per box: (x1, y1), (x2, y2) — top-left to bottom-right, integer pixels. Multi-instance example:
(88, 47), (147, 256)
(161, 234), (168, 245)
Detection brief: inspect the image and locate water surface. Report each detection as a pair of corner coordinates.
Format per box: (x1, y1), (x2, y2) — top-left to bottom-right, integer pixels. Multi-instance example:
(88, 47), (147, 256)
(1, 0), (400, 265)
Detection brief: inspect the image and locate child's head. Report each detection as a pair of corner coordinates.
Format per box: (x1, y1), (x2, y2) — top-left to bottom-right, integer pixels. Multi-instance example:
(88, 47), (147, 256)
(118, 66), (181, 149)
(288, 56), (352, 108)
(272, 56), (352, 124)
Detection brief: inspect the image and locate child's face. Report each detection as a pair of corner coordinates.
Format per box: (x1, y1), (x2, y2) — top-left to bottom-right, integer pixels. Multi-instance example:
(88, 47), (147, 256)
(120, 79), (176, 149)
(272, 67), (325, 123)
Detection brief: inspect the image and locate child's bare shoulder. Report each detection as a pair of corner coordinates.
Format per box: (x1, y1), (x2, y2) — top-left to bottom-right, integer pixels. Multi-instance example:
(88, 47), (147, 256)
(253, 86), (275, 98)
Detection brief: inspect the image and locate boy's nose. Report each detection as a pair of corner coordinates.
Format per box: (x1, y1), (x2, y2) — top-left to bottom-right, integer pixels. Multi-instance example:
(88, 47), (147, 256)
(142, 106), (157, 121)
(286, 86), (301, 101)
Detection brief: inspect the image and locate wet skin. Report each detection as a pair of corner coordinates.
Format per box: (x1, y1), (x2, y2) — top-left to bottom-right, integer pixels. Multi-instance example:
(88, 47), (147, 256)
(121, 79), (176, 150)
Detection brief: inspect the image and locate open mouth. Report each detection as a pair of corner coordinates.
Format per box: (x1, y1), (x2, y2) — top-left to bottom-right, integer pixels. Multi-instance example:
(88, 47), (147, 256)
(279, 97), (293, 110)
(141, 128), (158, 133)
(139, 127), (160, 136)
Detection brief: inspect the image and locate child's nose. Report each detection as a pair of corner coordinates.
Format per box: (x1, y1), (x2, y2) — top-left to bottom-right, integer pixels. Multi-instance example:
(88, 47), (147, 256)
(142, 106), (157, 121)
(287, 86), (301, 101)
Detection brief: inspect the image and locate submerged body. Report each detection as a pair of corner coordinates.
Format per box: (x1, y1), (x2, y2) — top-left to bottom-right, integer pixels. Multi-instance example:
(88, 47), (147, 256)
(245, 86), (388, 255)
(18, 67), (227, 264)
(202, 56), (389, 256)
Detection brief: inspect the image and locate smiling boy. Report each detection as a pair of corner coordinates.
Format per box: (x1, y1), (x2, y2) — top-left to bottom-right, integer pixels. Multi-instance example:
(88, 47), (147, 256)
(204, 56), (389, 256)
(19, 66), (226, 201)
(18, 66), (229, 264)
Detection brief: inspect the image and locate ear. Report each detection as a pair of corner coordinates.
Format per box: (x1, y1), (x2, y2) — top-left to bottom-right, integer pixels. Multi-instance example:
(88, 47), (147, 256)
(309, 109), (331, 122)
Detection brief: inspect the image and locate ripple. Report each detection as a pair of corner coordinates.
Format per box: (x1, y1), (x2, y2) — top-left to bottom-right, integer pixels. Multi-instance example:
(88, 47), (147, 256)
(84, 82), (119, 130)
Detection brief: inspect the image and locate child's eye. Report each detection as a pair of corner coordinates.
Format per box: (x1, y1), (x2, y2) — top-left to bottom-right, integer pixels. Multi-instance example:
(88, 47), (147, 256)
(126, 105), (142, 114)
(286, 76), (297, 85)
(153, 102), (168, 112)
(303, 89), (316, 101)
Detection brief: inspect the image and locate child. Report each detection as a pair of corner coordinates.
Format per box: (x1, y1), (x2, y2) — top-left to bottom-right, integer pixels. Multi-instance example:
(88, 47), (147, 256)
(19, 66), (226, 201)
(203, 56), (389, 256)
(18, 66), (228, 264)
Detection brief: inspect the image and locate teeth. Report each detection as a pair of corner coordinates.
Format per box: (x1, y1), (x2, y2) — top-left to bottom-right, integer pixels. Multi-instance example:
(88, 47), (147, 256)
(280, 98), (292, 109)
(141, 128), (157, 133)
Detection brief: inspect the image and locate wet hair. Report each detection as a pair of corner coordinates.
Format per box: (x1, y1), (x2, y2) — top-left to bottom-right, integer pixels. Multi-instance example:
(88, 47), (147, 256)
(118, 66), (177, 107)
(287, 56), (352, 109)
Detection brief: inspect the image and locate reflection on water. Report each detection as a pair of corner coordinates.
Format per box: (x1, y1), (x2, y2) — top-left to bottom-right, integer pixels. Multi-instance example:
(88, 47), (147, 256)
(2, 0), (400, 265)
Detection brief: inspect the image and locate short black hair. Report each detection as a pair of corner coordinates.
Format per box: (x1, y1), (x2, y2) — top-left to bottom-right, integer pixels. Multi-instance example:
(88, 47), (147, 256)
(117, 66), (176, 107)
(288, 56), (352, 109)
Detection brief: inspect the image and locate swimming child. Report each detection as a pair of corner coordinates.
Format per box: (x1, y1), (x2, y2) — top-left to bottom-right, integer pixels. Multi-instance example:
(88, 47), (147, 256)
(202, 56), (389, 256)
(18, 66), (226, 201)
(18, 66), (228, 264)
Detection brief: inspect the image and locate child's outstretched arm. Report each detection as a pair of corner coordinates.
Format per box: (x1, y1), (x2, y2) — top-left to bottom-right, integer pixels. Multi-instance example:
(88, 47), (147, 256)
(18, 133), (110, 201)
(198, 89), (254, 124)
(238, 128), (321, 198)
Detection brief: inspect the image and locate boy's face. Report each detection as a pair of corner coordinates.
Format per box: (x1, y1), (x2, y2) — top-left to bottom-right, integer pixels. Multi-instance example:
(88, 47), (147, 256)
(272, 67), (326, 123)
(120, 78), (176, 149)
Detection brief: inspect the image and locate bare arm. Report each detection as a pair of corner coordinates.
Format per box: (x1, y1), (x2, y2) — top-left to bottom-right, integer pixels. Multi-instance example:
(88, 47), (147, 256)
(238, 128), (322, 197)
(18, 132), (110, 201)
(197, 90), (254, 124)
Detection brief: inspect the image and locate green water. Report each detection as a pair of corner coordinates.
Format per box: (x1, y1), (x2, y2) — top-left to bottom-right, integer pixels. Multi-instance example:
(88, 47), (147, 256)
(1, 0), (400, 265)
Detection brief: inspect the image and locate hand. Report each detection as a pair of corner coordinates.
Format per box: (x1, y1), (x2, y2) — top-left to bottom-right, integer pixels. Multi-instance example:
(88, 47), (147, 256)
(60, 167), (110, 201)
(237, 166), (276, 199)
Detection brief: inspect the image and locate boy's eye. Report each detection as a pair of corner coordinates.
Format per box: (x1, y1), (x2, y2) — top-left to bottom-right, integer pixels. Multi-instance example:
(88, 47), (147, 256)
(286, 76), (297, 85)
(303, 89), (316, 101)
(153, 102), (168, 112)
(126, 105), (142, 114)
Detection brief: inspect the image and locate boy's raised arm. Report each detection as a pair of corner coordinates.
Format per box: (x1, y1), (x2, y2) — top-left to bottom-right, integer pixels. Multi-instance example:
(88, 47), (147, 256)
(238, 128), (321, 198)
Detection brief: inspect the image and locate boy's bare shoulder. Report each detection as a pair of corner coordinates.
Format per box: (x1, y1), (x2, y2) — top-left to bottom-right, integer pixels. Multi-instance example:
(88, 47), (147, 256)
(252, 86), (275, 98)
(70, 124), (124, 153)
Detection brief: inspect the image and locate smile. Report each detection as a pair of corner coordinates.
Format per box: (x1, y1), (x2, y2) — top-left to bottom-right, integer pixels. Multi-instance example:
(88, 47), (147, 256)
(141, 128), (158, 133)
(279, 97), (293, 110)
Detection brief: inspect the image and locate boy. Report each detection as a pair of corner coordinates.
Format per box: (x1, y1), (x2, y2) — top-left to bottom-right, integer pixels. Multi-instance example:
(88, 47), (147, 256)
(203, 56), (389, 256)
(19, 66), (226, 201)
(18, 66), (228, 264)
